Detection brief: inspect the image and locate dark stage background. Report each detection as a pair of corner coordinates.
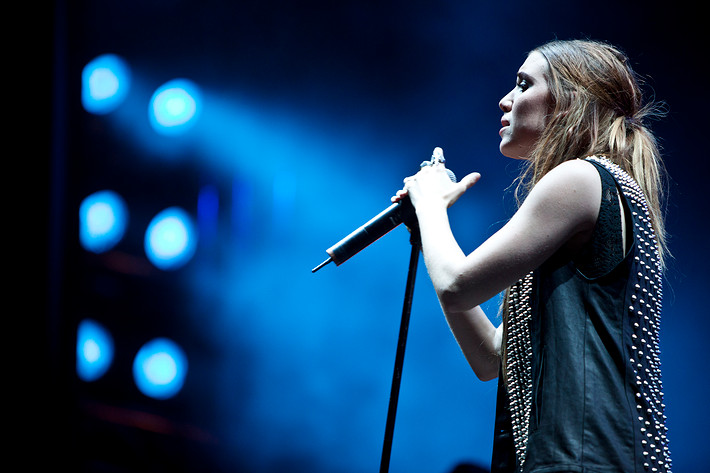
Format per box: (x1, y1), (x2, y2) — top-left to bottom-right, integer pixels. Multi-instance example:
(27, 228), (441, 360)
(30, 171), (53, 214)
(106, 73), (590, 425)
(44, 1), (707, 472)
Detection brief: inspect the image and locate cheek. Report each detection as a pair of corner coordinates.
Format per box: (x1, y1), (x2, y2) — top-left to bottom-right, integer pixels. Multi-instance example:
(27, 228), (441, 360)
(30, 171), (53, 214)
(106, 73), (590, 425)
(517, 98), (549, 132)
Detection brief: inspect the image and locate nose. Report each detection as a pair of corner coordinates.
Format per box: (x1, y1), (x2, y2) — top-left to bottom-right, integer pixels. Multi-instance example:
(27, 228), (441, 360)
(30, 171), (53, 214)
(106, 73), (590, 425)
(499, 91), (513, 112)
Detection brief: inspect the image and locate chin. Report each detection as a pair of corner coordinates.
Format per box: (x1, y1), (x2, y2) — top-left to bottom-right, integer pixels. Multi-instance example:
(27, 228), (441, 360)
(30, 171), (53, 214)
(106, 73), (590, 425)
(499, 144), (529, 161)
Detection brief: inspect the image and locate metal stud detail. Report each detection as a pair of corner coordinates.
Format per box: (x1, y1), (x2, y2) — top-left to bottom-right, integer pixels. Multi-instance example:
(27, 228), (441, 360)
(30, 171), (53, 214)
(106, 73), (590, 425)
(588, 156), (671, 472)
(504, 271), (534, 469)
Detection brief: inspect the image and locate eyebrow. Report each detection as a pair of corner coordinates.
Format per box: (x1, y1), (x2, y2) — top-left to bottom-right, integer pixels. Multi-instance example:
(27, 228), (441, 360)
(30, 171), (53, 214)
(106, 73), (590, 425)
(517, 71), (534, 83)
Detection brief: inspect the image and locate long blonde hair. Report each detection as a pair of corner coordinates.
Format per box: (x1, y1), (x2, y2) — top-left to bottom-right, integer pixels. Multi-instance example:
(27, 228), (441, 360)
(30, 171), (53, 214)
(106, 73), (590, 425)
(501, 39), (668, 370)
(518, 39), (668, 262)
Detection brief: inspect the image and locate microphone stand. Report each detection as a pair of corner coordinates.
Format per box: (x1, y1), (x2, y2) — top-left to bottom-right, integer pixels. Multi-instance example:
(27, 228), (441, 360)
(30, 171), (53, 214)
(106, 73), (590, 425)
(379, 221), (421, 473)
(313, 149), (451, 471)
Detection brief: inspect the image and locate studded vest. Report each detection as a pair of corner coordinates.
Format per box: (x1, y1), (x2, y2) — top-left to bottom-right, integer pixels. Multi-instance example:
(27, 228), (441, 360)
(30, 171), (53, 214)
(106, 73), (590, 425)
(491, 156), (671, 473)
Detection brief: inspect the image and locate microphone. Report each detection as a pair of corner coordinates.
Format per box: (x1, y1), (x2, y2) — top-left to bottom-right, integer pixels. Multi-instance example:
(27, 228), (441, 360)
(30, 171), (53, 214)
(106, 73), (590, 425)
(311, 148), (456, 273)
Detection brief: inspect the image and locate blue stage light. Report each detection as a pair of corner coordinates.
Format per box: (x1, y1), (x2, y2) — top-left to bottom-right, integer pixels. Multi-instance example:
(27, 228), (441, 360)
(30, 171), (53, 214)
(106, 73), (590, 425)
(133, 338), (188, 400)
(82, 54), (131, 115)
(79, 190), (128, 253)
(144, 207), (197, 270)
(149, 79), (201, 135)
(76, 319), (115, 382)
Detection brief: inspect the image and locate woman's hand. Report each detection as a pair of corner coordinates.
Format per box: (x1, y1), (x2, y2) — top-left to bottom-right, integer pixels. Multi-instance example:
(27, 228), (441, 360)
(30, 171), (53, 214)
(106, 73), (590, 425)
(391, 163), (481, 210)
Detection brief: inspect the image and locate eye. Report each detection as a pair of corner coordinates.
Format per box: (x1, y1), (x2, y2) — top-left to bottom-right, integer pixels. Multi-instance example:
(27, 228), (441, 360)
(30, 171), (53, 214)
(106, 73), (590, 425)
(517, 79), (530, 91)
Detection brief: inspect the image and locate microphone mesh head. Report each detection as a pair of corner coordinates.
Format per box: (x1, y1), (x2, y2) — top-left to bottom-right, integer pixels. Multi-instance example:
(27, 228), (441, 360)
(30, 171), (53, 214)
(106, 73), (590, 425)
(431, 147), (455, 182)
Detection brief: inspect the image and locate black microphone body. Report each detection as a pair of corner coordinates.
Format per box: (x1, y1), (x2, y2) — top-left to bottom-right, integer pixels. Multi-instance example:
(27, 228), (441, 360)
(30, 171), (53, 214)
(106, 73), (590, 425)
(325, 197), (417, 268)
(312, 165), (456, 273)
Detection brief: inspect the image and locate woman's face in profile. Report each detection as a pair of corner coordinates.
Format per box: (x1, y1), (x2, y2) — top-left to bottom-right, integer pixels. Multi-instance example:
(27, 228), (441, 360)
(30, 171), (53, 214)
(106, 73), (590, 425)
(498, 51), (552, 160)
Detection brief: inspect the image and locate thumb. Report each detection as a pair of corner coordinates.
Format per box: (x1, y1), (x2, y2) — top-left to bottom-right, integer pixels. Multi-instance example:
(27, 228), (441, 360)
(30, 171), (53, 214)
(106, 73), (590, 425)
(446, 172), (481, 208)
(460, 172), (482, 190)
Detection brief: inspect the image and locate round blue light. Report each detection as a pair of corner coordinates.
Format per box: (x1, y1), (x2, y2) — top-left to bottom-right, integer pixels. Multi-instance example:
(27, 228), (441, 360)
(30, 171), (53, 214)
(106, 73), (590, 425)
(76, 319), (115, 382)
(80, 190), (129, 253)
(144, 207), (197, 270)
(82, 54), (131, 115)
(133, 338), (188, 400)
(149, 79), (201, 135)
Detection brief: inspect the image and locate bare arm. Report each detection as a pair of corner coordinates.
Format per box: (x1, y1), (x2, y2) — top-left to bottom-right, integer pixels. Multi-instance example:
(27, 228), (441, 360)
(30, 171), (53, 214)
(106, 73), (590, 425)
(444, 305), (502, 381)
(396, 159), (601, 380)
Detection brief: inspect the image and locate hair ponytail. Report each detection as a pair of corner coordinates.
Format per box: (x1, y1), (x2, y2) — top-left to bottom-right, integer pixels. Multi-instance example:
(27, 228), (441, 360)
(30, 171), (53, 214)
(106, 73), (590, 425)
(515, 39), (669, 266)
(501, 40), (669, 377)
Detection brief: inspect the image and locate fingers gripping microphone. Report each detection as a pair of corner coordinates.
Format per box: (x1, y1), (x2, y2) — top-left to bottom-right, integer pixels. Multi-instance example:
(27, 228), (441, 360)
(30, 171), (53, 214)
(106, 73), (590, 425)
(311, 196), (417, 273)
(311, 148), (456, 273)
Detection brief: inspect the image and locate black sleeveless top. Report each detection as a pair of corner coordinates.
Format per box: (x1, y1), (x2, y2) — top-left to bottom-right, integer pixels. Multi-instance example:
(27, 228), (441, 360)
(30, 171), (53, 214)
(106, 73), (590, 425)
(491, 158), (671, 473)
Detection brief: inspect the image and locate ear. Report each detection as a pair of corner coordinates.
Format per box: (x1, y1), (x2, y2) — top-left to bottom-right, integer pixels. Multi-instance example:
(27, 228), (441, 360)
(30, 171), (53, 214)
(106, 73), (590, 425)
(554, 89), (577, 120)
(550, 90), (578, 136)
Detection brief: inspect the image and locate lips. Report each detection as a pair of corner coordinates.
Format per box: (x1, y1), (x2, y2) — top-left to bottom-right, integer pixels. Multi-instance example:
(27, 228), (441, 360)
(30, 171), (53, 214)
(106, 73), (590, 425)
(499, 117), (510, 136)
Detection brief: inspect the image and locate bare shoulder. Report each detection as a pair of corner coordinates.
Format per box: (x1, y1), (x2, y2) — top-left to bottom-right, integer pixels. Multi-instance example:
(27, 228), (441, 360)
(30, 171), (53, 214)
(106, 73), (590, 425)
(529, 159), (600, 203)
(521, 159), (601, 230)
(542, 158), (601, 189)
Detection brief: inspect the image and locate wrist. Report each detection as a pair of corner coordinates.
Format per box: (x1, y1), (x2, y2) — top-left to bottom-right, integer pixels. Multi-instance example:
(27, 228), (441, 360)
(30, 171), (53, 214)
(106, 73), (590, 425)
(414, 199), (448, 220)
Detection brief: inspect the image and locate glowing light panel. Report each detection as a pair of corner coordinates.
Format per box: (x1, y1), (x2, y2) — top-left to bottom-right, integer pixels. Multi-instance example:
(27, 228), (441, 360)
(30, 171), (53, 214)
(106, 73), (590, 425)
(79, 190), (128, 253)
(133, 338), (188, 400)
(76, 319), (114, 382)
(149, 79), (201, 135)
(82, 54), (131, 114)
(144, 207), (197, 270)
